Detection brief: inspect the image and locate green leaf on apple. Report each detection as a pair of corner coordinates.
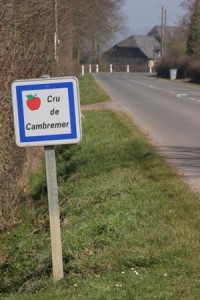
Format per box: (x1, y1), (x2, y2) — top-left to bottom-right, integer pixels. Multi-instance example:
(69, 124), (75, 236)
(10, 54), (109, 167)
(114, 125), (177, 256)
(26, 94), (37, 100)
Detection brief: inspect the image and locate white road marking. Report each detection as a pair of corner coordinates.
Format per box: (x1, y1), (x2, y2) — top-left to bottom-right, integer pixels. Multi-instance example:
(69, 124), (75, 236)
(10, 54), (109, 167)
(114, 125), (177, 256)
(129, 79), (199, 104)
(176, 94), (188, 98)
(130, 79), (162, 90)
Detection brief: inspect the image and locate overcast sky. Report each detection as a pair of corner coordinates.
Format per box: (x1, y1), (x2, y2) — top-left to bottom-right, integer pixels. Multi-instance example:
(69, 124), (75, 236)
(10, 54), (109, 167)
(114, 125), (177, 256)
(120, 0), (186, 38)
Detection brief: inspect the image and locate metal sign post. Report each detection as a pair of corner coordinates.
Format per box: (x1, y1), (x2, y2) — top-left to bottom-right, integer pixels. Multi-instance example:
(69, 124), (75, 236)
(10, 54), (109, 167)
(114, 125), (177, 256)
(45, 145), (64, 280)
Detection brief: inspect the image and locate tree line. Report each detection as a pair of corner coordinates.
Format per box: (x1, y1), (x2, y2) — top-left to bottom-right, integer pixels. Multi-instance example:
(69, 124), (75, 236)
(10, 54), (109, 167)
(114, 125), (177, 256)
(0, 0), (125, 231)
(186, 0), (200, 56)
(157, 0), (200, 80)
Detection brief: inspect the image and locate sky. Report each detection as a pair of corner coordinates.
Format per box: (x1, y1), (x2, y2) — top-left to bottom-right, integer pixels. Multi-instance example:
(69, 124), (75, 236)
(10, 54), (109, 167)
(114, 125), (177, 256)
(120, 0), (186, 39)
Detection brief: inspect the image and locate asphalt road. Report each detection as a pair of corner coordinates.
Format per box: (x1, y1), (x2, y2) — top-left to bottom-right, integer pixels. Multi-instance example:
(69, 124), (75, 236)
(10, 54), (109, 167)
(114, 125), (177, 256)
(93, 72), (200, 193)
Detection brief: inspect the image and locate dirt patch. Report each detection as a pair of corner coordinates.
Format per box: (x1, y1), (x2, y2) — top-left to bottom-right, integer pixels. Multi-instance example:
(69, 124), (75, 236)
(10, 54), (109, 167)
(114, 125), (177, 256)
(81, 99), (128, 112)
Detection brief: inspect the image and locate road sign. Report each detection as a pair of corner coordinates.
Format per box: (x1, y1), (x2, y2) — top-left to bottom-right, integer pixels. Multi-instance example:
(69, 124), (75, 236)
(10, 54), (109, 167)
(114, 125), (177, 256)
(11, 77), (82, 147)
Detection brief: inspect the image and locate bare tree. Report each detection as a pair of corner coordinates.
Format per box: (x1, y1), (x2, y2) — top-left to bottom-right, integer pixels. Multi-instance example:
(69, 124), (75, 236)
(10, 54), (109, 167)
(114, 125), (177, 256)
(68, 0), (125, 63)
(179, 0), (196, 34)
(0, 0), (125, 230)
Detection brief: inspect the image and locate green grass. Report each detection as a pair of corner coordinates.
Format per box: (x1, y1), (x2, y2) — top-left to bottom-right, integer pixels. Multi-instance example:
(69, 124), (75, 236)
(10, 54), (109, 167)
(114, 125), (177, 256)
(79, 74), (109, 105)
(1, 75), (200, 299)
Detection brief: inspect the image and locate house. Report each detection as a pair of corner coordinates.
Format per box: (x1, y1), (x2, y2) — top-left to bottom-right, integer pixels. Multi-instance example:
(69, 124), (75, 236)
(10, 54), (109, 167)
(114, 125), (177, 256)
(101, 25), (179, 67)
(102, 35), (160, 66)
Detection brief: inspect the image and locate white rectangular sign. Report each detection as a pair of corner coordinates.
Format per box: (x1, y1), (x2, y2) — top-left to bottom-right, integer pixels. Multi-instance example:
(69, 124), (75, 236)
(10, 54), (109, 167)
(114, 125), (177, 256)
(11, 77), (82, 147)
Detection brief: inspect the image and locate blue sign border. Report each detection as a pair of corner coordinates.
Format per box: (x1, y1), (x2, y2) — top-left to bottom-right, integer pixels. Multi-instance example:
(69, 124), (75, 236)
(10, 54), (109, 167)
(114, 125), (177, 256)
(15, 82), (77, 143)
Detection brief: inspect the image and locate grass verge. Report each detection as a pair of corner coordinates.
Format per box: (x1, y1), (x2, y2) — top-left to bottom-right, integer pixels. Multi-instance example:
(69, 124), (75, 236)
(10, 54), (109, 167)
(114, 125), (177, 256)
(1, 75), (200, 299)
(79, 74), (109, 105)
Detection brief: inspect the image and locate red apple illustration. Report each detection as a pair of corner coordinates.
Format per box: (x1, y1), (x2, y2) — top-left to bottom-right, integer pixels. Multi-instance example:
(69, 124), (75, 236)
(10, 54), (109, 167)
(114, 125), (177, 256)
(26, 94), (41, 111)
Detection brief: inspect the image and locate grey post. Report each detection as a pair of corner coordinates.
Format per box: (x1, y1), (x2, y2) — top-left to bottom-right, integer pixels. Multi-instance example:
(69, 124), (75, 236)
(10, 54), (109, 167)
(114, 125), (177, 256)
(44, 145), (64, 280)
(41, 74), (63, 281)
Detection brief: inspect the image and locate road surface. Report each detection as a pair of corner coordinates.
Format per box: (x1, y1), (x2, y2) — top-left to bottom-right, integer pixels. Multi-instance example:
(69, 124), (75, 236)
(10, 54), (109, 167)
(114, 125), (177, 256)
(94, 72), (200, 193)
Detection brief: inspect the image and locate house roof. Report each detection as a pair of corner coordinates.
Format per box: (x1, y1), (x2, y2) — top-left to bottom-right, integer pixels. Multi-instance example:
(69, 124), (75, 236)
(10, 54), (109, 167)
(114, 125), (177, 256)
(115, 35), (160, 59)
(146, 25), (179, 40)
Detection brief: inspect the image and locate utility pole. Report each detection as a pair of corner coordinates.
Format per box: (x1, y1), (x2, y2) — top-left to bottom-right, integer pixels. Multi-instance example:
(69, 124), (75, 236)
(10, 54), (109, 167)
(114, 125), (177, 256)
(164, 9), (167, 56)
(161, 6), (167, 57)
(161, 6), (164, 56)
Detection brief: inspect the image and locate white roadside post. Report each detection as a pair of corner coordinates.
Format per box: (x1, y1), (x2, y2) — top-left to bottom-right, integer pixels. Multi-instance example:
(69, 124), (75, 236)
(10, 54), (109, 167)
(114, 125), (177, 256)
(148, 60), (154, 75)
(11, 76), (82, 281)
(110, 64), (113, 73)
(127, 65), (130, 73)
(81, 65), (85, 76)
(96, 64), (99, 73)
(89, 64), (92, 73)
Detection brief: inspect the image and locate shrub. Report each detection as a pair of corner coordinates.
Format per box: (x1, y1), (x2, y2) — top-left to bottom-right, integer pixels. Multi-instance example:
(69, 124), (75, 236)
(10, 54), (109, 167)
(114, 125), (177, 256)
(156, 55), (199, 82)
(156, 57), (176, 78)
(188, 57), (200, 82)
(176, 55), (191, 78)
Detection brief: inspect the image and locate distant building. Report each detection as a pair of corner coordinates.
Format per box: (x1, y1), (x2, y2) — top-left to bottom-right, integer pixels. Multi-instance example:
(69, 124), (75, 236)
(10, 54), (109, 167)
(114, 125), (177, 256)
(102, 35), (160, 66)
(101, 25), (179, 67)
(146, 25), (178, 43)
